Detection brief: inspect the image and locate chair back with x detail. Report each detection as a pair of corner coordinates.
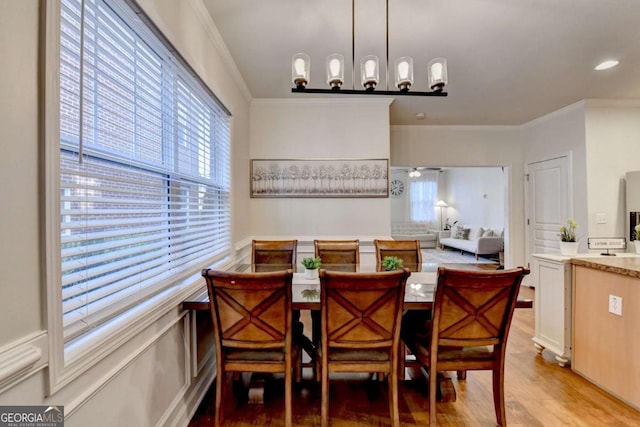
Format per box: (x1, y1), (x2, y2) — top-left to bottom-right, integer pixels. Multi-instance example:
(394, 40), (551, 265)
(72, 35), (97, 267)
(202, 268), (294, 427)
(319, 268), (410, 427)
(410, 266), (529, 426)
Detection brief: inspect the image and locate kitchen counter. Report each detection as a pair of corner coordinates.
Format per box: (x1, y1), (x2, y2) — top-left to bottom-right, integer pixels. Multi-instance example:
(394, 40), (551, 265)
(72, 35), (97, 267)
(570, 255), (640, 278)
(570, 253), (640, 410)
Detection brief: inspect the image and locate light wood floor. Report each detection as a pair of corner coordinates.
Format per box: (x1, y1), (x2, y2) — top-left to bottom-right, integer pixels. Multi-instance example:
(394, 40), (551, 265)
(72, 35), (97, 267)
(189, 285), (640, 426)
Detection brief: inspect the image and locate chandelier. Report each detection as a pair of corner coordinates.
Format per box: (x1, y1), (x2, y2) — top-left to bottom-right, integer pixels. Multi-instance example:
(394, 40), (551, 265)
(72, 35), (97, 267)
(291, 0), (448, 97)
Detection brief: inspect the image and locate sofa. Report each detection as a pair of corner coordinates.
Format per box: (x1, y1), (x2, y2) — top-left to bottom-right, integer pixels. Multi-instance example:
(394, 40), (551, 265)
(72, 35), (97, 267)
(391, 222), (437, 248)
(438, 225), (504, 259)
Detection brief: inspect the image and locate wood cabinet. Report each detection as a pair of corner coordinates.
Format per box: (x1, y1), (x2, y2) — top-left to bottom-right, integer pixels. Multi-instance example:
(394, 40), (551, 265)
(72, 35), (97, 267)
(531, 254), (572, 367)
(572, 260), (640, 410)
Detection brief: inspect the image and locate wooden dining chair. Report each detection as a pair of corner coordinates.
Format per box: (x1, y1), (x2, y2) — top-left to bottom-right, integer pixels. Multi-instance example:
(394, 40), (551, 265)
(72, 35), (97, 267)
(314, 239), (360, 266)
(202, 268), (295, 427)
(319, 268), (410, 427)
(310, 239), (361, 376)
(404, 266), (530, 426)
(252, 239), (298, 269)
(251, 239), (313, 381)
(374, 239), (422, 272)
(374, 239), (423, 377)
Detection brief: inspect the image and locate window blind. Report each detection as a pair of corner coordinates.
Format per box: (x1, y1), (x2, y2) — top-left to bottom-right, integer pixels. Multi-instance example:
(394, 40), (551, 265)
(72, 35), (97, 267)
(59, 0), (231, 343)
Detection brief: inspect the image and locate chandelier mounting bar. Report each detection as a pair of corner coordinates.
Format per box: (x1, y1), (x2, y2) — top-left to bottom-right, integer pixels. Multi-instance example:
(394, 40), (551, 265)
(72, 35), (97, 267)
(291, 88), (447, 96)
(291, 0), (448, 97)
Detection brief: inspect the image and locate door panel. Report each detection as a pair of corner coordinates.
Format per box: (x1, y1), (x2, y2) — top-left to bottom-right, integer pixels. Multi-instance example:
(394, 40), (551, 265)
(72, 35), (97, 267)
(526, 156), (571, 288)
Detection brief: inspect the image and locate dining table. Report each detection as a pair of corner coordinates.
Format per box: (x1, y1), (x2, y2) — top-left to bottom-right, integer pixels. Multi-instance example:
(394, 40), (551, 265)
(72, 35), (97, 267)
(183, 262), (532, 312)
(182, 263), (532, 403)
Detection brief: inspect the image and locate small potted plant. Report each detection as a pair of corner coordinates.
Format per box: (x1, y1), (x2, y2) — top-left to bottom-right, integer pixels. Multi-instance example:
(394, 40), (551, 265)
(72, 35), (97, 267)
(381, 256), (404, 271)
(301, 256), (321, 279)
(559, 218), (578, 255)
(444, 219), (458, 231)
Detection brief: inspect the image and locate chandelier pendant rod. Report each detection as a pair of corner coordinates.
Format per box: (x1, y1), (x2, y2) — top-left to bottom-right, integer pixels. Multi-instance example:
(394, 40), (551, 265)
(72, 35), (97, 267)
(386, 0), (389, 91)
(351, 0), (355, 90)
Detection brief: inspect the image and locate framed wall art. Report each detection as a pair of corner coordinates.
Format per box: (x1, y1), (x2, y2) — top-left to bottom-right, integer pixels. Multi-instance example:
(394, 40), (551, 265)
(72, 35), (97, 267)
(250, 158), (389, 198)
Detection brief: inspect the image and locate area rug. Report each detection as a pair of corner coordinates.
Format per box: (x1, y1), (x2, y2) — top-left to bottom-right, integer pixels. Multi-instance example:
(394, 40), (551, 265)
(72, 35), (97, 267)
(421, 248), (496, 268)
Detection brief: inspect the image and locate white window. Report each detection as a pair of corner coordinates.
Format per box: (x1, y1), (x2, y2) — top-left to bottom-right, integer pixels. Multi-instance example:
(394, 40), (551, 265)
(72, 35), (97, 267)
(56, 0), (230, 347)
(409, 171), (438, 223)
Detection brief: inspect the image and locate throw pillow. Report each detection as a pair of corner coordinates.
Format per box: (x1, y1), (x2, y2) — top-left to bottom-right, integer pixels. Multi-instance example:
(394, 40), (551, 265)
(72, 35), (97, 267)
(482, 229), (495, 237)
(476, 227), (485, 239)
(454, 226), (470, 239)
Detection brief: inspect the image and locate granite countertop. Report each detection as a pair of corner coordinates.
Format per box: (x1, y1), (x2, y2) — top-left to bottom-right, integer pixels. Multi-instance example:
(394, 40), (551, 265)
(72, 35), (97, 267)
(571, 256), (640, 278)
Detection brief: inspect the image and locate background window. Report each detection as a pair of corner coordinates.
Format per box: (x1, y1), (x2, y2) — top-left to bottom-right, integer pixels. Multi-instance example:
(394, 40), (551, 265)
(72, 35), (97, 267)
(409, 170), (438, 223)
(58, 0), (231, 345)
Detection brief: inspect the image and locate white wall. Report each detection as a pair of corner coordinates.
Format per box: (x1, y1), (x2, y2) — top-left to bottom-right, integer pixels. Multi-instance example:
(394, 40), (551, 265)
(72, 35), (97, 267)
(0, 0), (41, 350)
(390, 125), (525, 268)
(442, 167), (506, 228)
(584, 101), (640, 247)
(522, 101), (588, 253)
(0, 1), (250, 426)
(249, 98), (393, 238)
(522, 100), (640, 254)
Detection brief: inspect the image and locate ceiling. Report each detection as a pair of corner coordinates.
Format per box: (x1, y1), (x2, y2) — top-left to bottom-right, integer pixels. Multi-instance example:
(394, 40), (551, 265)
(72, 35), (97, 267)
(202, 0), (640, 126)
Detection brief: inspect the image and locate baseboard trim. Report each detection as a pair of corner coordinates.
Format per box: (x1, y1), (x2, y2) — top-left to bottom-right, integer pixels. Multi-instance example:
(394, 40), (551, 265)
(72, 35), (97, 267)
(0, 331), (48, 394)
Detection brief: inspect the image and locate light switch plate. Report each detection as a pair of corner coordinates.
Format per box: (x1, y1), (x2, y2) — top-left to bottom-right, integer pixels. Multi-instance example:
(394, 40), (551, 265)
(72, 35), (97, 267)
(608, 295), (622, 316)
(596, 213), (607, 224)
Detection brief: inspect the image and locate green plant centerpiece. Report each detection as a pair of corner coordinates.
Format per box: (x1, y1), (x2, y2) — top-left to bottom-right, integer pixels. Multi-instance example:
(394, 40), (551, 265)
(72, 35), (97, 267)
(301, 256), (321, 280)
(560, 218), (577, 242)
(559, 218), (578, 255)
(302, 256), (321, 269)
(382, 256), (404, 271)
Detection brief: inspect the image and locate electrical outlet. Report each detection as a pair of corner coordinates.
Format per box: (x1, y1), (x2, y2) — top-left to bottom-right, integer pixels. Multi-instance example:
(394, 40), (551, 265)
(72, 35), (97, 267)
(596, 213), (607, 224)
(608, 295), (622, 316)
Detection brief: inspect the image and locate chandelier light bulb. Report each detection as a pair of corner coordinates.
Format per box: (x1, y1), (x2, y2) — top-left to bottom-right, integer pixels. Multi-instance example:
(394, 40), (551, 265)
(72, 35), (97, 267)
(395, 57), (414, 91)
(326, 54), (344, 89)
(361, 55), (379, 90)
(329, 59), (340, 75)
(431, 63), (442, 79)
(292, 53), (310, 88)
(398, 62), (409, 79)
(294, 59), (306, 75)
(428, 57), (448, 92)
(365, 60), (376, 76)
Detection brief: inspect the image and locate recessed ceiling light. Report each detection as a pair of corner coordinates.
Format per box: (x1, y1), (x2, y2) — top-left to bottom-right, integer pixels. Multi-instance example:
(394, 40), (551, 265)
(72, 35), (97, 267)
(595, 60), (619, 71)
(415, 112), (426, 120)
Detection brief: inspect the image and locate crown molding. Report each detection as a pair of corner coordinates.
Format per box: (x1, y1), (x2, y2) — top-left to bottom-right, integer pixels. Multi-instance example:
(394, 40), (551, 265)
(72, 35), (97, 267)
(583, 99), (640, 108)
(187, 0), (252, 103)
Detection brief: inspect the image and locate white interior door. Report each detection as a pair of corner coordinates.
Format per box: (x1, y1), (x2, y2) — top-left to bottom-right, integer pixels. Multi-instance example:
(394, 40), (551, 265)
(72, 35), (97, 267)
(525, 155), (571, 287)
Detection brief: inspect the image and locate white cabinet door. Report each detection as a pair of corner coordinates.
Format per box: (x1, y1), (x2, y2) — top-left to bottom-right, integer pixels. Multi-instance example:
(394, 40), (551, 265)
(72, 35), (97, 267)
(532, 255), (572, 367)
